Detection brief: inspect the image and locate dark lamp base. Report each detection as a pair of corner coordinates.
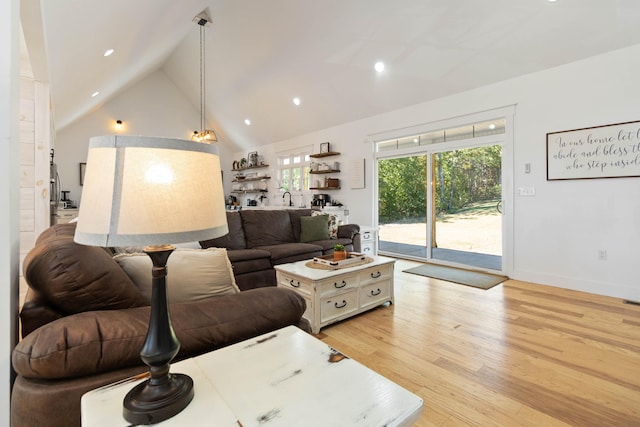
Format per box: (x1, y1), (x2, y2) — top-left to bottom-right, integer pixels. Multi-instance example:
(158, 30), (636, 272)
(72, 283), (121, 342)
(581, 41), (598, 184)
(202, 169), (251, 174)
(123, 373), (194, 425)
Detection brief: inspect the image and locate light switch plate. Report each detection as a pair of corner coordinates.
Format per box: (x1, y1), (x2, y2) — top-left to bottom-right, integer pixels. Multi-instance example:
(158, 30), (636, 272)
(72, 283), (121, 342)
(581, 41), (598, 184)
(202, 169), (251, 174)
(516, 187), (535, 196)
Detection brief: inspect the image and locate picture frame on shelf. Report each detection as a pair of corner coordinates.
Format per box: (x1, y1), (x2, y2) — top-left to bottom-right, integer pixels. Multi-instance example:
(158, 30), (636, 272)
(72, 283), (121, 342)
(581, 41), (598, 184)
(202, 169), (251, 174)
(248, 151), (258, 167)
(320, 142), (330, 153)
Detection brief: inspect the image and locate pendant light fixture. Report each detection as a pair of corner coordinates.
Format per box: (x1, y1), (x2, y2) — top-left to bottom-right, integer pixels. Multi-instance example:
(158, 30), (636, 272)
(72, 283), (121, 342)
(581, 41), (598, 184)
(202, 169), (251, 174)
(192, 11), (217, 143)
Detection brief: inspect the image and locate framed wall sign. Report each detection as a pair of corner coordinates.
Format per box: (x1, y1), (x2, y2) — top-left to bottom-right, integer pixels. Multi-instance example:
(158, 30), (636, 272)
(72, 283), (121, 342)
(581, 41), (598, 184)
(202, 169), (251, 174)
(546, 120), (640, 180)
(320, 142), (330, 153)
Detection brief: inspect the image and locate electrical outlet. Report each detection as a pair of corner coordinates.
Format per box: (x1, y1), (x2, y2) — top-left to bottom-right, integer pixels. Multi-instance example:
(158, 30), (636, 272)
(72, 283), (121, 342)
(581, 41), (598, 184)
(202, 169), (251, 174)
(598, 250), (607, 261)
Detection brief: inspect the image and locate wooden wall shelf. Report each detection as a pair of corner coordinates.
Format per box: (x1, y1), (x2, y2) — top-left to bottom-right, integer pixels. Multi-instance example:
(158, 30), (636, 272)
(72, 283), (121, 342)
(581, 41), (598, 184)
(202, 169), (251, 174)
(309, 169), (340, 174)
(309, 152), (340, 158)
(232, 177), (270, 183)
(232, 164), (269, 171)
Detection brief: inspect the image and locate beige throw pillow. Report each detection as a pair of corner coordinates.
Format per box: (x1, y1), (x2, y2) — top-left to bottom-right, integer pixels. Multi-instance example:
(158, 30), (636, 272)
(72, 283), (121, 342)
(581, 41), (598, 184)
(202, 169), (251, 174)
(114, 248), (239, 303)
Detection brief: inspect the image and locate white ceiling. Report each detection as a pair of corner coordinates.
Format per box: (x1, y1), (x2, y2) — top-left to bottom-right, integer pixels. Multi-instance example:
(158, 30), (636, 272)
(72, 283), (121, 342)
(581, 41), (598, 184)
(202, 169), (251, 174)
(24, 0), (640, 150)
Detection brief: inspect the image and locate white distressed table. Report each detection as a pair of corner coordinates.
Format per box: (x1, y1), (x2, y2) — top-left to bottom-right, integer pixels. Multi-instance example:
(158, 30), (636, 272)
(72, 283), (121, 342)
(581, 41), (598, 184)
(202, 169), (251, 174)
(275, 256), (395, 333)
(82, 326), (423, 426)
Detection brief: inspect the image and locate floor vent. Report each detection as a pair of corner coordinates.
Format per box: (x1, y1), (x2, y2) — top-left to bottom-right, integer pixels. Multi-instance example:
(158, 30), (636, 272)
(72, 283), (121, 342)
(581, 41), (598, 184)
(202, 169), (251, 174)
(623, 299), (640, 306)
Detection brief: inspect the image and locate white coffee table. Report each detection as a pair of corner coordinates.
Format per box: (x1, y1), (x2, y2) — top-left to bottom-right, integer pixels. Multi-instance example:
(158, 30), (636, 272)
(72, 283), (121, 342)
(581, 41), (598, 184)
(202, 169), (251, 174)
(275, 255), (395, 333)
(81, 326), (423, 426)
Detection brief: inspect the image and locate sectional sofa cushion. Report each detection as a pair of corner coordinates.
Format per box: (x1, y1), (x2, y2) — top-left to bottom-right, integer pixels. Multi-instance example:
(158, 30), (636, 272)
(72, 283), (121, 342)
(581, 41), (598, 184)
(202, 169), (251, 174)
(306, 237), (354, 252)
(257, 243), (323, 265)
(12, 288), (308, 380)
(114, 248), (239, 303)
(199, 211), (247, 250)
(23, 235), (147, 314)
(241, 210), (295, 247)
(224, 249), (273, 275)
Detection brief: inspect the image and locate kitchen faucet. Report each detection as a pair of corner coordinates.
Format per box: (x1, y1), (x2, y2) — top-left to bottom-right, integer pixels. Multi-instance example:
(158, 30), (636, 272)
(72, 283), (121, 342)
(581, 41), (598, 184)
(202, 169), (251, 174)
(283, 191), (293, 206)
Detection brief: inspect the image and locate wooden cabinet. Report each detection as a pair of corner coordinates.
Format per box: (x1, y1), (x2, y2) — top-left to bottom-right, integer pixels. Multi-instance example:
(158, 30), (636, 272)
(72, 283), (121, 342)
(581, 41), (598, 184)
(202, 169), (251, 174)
(275, 257), (395, 333)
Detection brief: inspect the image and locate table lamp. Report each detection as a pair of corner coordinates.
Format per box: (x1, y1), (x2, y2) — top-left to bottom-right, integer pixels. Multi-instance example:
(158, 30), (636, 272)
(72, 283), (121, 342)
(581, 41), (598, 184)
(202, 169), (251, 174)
(74, 135), (228, 424)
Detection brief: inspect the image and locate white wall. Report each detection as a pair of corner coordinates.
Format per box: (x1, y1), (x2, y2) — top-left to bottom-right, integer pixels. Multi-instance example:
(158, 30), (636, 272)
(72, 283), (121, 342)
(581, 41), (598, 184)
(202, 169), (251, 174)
(55, 69), (234, 206)
(57, 44), (640, 301)
(236, 44), (640, 301)
(1, 0), (20, 424)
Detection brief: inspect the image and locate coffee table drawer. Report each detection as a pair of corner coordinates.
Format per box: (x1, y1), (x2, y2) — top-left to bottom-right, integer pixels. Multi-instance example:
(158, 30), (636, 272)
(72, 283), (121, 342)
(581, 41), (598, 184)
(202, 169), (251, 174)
(359, 264), (393, 285)
(277, 273), (312, 296)
(320, 290), (358, 322)
(359, 280), (392, 308)
(318, 273), (358, 296)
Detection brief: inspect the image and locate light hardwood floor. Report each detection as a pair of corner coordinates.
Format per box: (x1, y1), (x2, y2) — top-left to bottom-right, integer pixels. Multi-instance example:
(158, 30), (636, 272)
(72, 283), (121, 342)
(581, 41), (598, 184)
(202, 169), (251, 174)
(317, 258), (640, 427)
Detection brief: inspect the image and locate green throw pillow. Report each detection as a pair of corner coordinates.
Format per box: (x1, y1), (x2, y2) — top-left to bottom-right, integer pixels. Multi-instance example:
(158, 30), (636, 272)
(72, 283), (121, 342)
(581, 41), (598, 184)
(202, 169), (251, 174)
(300, 215), (330, 242)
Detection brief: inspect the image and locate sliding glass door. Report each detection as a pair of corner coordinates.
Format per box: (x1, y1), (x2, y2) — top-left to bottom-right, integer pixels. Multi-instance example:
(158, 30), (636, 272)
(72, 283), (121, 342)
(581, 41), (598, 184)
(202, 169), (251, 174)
(375, 114), (509, 274)
(430, 145), (502, 270)
(377, 155), (428, 258)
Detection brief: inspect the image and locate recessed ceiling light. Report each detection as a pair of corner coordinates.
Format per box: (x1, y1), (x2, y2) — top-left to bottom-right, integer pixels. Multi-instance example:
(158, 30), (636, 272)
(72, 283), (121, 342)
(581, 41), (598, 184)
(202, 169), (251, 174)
(103, 49), (114, 57)
(374, 61), (385, 73)
(489, 123), (496, 130)
(91, 91), (100, 98)
(293, 97), (301, 106)
(244, 119), (251, 125)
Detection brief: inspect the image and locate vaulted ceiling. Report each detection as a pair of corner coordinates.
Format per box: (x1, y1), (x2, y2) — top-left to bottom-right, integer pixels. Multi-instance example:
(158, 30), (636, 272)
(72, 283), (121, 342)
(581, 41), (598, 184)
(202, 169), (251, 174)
(22, 0), (640, 151)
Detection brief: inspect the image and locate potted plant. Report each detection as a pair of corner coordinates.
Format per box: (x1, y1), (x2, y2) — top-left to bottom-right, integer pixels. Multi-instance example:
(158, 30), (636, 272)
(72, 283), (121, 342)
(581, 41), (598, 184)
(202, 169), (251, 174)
(333, 244), (346, 261)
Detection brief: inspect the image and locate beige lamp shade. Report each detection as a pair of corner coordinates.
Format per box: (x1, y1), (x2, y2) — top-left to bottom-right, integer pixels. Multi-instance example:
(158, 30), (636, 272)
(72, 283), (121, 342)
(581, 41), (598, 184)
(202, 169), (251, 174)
(74, 135), (228, 247)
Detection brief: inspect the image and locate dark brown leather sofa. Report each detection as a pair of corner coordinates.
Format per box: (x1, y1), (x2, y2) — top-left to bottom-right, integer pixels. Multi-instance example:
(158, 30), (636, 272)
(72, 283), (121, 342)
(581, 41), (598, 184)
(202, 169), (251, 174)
(200, 209), (361, 290)
(12, 224), (309, 427)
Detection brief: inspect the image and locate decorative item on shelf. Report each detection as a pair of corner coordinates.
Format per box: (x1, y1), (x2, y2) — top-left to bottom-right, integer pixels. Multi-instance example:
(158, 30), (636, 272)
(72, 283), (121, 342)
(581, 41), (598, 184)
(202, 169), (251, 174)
(232, 160), (239, 170)
(327, 178), (340, 188)
(74, 135), (228, 424)
(240, 158), (247, 168)
(333, 244), (346, 261)
(191, 12), (217, 143)
(320, 142), (330, 153)
(248, 151), (258, 167)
